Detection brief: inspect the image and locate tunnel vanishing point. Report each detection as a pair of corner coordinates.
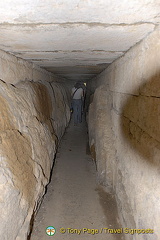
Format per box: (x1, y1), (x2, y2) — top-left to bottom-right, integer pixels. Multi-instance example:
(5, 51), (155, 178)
(0, 1), (160, 239)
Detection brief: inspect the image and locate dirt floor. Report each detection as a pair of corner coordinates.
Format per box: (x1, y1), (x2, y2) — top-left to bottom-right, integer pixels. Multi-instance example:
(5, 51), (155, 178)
(30, 117), (124, 240)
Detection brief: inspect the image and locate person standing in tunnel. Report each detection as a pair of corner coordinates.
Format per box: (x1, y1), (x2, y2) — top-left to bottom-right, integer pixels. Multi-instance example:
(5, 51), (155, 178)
(71, 82), (84, 126)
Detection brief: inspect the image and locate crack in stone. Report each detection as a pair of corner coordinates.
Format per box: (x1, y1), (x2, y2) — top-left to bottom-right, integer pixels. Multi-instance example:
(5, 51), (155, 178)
(0, 21), (156, 28)
(13, 50), (125, 54)
(139, 94), (160, 98)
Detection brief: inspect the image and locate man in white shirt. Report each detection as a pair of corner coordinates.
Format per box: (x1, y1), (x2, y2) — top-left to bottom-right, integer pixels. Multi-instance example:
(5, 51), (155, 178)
(71, 82), (84, 125)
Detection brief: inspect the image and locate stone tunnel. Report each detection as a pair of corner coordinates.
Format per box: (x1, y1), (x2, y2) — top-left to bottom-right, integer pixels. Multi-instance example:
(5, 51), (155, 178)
(0, 1), (160, 240)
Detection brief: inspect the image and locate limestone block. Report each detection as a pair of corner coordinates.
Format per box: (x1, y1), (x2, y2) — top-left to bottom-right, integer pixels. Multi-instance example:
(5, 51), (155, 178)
(0, 49), (33, 84)
(112, 92), (130, 114)
(139, 27), (160, 96)
(108, 27), (160, 96)
(0, 79), (70, 239)
(123, 95), (160, 143)
(0, 0), (160, 25)
(139, 71), (160, 97)
(108, 50), (141, 95)
(88, 27), (160, 240)
(32, 64), (51, 82)
(90, 87), (160, 239)
(88, 85), (116, 189)
(115, 117), (160, 239)
(50, 82), (70, 139)
(88, 102), (95, 145)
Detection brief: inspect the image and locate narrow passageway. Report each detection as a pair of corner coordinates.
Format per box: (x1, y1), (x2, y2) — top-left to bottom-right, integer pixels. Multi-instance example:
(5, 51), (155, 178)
(30, 117), (124, 240)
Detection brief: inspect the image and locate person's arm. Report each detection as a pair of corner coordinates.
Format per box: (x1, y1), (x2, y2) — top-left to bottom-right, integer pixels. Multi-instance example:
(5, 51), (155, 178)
(81, 88), (84, 99)
(83, 90), (84, 97)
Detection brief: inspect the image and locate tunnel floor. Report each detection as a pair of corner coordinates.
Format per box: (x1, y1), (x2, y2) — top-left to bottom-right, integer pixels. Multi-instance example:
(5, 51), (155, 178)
(30, 116), (124, 240)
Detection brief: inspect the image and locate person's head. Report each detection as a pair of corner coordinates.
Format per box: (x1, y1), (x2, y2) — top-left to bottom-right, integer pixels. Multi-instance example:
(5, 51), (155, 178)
(74, 82), (81, 88)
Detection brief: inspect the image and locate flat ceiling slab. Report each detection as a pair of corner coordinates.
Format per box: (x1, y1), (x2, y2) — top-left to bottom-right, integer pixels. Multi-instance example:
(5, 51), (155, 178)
(0, 0), (159, 82)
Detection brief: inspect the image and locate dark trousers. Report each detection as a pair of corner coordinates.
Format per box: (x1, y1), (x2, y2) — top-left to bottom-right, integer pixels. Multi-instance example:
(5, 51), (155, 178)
(72, 99), (82, 124)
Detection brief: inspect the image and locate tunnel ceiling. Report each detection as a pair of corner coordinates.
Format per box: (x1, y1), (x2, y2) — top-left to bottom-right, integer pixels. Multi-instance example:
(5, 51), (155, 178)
(0, 0), (159, 82)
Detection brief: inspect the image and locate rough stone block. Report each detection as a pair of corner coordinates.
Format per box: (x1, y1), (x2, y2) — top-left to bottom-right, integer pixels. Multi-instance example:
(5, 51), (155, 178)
(0, 49), (33, 84)
(0, 78), (70, 239)
(88, 27), (160, 240)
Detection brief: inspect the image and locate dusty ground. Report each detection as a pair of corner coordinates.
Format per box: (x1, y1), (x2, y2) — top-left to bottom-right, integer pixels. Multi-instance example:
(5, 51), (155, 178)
(30, 117), (124, 240)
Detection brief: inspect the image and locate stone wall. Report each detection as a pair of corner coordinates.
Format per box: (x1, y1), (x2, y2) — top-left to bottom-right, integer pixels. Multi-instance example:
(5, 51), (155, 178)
(0, 50), (71, 239)
(88, 26), (160, 239)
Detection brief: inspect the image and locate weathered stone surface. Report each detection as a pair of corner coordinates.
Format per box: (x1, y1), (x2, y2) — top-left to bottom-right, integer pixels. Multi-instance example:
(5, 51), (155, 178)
(32, 64), (52, 82)
(0, 49), (69, 85)
(88, 85), (116, 190)
(0, 49), (33, 84)
(0, 54), (70, 239)
(88, 27), (160, 239)
(106, 26), (160, 95)
(0, 1), (158, 82)
(0, 0), (159, 24)
(1, 0), (160, 24)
